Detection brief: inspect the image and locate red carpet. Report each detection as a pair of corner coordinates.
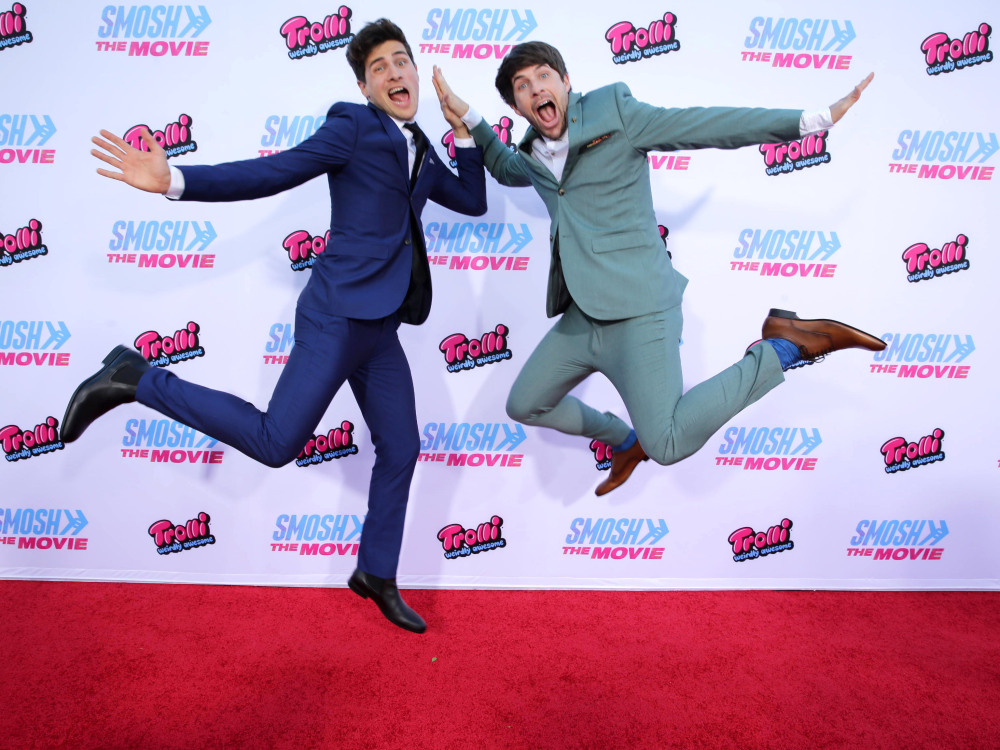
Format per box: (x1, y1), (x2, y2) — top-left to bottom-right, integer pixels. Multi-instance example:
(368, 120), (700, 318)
(1, 581), (998, 749)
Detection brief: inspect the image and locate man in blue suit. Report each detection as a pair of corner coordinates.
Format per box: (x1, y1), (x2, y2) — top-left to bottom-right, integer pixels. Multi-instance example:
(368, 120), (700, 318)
(62, 19), (487, 633)
(434, 42), (883, 496)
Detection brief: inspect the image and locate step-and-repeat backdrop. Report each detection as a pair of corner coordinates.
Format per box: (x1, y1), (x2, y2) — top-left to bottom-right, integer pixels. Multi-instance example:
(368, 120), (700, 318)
(2, 1), (996, 590)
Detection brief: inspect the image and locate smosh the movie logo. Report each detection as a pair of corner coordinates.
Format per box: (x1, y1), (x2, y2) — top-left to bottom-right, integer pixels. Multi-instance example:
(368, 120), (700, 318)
(106, 219), (216, 269)
(922, 22), (992, 75)
(425, 221), (532, 272)
(0, 3), (30, 52)
(281, 7), (353, 60)
(0, 507), (88, 552)
(271, 513), (363, 557)
(716, 427), (821, 471)
(420, 8), (536, 59)
(741, 17), (854, 69)
(0, 114), (55, 164)
(264, 323), (293, 365)
(730, 228), (840, 278)
(871, 334), (974, 380)
(848, 519), (948, 560)
(0, 320), (70, 368)
(121, 418), (223, 465)
(563, 517), (669, 560)
(889, 130), (996, 181)
(96, 5), (211, 56)
(259, 115), (325, 156)
(419, 422), (526, 467)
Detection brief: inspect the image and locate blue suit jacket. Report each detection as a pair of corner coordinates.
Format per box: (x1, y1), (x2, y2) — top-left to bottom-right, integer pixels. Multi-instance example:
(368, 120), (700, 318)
(178, 102), (487, 324)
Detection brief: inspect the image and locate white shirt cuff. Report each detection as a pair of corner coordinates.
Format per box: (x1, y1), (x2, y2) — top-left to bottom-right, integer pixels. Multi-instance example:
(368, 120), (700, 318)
(461, 107), (484, 130)
(165, 166), (185, 200)
(800, 108), (834, 136)
(454, 136), (475, 148)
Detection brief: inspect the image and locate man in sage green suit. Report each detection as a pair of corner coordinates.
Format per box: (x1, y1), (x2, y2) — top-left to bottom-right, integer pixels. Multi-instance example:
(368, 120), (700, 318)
(433, 43), (882, 495)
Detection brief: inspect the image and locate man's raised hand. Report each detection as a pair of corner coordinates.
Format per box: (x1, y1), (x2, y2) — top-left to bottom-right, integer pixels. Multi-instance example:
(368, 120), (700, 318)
(432, 65), (472, 135)
(830, 72), (874, 124)
(91, 127), (171, 194)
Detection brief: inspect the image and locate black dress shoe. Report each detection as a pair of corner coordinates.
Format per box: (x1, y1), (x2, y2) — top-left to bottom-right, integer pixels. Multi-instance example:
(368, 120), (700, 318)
(348, 569), (426, 634)
(595, 439), (649, 496)
(762, 308), (886, 367)
(61, 345), (151, 443)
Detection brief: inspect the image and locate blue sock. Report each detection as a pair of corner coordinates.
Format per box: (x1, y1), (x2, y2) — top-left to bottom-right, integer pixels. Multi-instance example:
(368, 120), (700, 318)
(766, 338), (808, 371)
(613, 429), (637, 452)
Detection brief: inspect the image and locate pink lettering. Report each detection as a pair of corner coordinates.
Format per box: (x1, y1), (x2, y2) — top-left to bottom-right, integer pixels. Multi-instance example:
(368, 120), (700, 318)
(880, 429), (945, 467)
(0, 2), (26, 39)
(299, 421), (355, 458)
(439, 323), (509, 365)
(283, 229), (329, 262)
(728, 519), (792, 554)
(134, 321), (201, 361)
(124, 114), (194, 153)
(279, 7), (352, 51)
(148, 512), (212, 549)
(605, 12), (676, 55)
(437, 516), (504, 552)
(921, 23), (991, 65)
(901, 234), (968, 273)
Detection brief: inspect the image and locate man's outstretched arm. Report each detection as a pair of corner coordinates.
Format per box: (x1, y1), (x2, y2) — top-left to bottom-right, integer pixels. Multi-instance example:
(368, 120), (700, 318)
(830, 72), (874, 124)
(91, 127), (171, 194)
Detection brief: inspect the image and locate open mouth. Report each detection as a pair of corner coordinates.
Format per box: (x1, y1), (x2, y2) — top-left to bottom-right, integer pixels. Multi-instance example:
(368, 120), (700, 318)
(534, 99), (559, 129)
(388, 87), (410, 106)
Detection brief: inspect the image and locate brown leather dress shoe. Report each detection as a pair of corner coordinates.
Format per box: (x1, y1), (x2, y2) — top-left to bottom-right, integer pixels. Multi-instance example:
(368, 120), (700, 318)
(762, 308), (886, 367)
(595, 439), (649, 496)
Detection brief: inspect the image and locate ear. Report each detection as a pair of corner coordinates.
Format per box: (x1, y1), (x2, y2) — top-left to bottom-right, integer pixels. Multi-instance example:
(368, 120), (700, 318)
(564, 73), (571, 92)
(357, 79), (370, 100)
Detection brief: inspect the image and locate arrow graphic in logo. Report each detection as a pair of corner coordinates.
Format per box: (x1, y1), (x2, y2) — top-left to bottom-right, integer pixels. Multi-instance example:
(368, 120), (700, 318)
(970, 132), (998, 163)
(500, 224), (532, 254)
(186, 221), (217, 253)
(796, 429), (823, 455)
(182, 6), (212, 37)
(43, 321), (70, 350)
(921, 520), (949, 545)
(61, 510), (88, 535)
(948, 336), (975, 362)
(827, 20), (856, 51)
(27, 115), (56, 146)
(814, 231), (841, 260)
(495, 423), (527, 451)
(507, 10), (537, 41)
(638, 519), (669, 545)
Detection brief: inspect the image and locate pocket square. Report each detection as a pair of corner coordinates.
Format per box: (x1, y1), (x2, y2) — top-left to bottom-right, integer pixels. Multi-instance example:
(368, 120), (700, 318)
(578, 132), (614, 153)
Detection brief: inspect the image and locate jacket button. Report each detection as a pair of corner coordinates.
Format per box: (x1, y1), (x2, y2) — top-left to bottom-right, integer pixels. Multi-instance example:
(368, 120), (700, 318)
(404, 238), (411, 245)
(558, 188), (565, 196)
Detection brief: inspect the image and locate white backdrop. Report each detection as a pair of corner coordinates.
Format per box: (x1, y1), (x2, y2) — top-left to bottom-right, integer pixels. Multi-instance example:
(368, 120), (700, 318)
(2, 1), (997, 590)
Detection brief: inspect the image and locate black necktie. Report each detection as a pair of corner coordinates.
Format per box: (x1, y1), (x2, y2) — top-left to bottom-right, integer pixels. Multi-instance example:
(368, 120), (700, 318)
(404, 122), (427, 188)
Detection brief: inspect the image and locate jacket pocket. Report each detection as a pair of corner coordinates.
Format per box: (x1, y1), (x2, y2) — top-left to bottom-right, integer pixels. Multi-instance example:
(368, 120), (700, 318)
(591, 230), (648, 254)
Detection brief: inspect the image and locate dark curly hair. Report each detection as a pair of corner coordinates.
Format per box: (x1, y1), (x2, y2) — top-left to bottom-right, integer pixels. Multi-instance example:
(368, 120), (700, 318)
(495, 41), (569, 106)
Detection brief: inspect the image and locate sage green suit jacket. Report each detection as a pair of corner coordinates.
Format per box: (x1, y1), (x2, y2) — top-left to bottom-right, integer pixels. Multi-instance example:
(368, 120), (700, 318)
(471, 83), (802, 320)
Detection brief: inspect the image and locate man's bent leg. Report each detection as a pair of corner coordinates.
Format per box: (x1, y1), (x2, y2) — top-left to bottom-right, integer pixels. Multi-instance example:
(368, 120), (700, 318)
(506, 303), (632, 446)
(137, 308), (369, 467)
(603, 307), (784, 466)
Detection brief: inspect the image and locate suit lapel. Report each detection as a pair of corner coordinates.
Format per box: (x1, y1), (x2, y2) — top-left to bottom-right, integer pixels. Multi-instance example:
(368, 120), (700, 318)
(561, 92), (584, 181)
(370, 104), (410, 186)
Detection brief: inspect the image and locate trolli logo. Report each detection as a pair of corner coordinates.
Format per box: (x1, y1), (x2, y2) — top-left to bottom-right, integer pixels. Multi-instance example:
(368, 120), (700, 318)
(121, 418), (223, 464)
(443, 116), (515, 168)
(106, 219), (216, 269)
(0, 3), (31, 52)
(881, 429), (945, 474)
(0, 320), (71, 367)
(2, 417), (62, 463)
(124, 114), (197, 159)
(0, 507), (88, 551)
(271, 514), (364, 557)
(590, 440), (612, 472)
(0, 114), (56, 164)
(134, 322), (204, 367)
(563, 517), (669, 560)
(95, 5), (212, 56)
(741, 17), (854, 69)
(280, 7), (353, 60)
(439, 324), (510, 373)
(283, 229), (328, 271)
(438, 515), (506, 559)
(419, 422), (526, 467)
(888, 130), (997, 181)
(870, 334), (974, 380)
(2, 218), (48, 268)
(420, 9), (537, 59)
(761, 132), (830, 175)
(259, 114), (325, 156)
(729, 519), (793, 562)
(730, 228), (839, 278)
(425, 221), (532, 271)
(715, 427), (821, 471)
(605, 11), (679, 65)
(148, 512), (215, 555)
(901, 233), (970, 282)
(264, 322), (293, 365)
(295, 421), (358, 468)
(848, 519), (948, 560)
(922, 23), (992, 76)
